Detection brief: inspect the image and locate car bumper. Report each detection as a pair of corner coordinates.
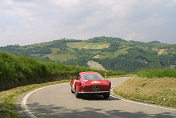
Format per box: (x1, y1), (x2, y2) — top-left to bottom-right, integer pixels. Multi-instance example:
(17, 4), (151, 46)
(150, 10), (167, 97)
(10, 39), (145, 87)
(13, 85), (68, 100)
(78, 91), (110, 94)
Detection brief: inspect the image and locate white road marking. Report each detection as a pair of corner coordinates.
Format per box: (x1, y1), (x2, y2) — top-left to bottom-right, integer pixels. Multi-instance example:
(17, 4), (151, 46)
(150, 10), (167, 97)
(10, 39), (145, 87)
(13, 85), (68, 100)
(21, 80), (176, 118)
(111, 86), (176, 111)
(21, 83), (67, 118)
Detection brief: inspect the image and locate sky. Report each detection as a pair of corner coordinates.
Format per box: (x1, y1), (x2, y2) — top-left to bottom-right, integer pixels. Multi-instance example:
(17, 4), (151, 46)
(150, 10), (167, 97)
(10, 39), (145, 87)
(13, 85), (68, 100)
(0, 0), (176, 46)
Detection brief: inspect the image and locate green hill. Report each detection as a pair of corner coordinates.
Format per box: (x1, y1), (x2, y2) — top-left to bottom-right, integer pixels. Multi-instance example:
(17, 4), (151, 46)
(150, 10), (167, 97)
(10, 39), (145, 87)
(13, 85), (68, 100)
(0, 36), (176, 73)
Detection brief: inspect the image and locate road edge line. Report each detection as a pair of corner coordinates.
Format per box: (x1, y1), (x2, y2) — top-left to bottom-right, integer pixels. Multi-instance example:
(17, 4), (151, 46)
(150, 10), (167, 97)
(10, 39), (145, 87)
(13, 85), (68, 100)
(21, 83), (67, 118)
(111, 86), (176, 111)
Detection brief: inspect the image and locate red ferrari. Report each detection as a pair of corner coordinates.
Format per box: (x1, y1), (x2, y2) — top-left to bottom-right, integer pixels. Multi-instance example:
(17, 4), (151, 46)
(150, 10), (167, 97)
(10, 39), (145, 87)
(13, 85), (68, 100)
(70, 72), (111, 99)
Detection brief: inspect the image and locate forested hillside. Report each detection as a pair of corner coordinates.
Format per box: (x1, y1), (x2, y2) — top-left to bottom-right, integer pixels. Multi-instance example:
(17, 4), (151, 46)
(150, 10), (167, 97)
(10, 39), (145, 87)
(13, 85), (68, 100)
(0, 36), (176, 73)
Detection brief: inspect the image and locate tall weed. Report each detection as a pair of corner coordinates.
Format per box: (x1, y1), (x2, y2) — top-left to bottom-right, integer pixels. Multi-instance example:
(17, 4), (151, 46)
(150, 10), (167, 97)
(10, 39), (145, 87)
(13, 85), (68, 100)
(137, 69), (176, 78)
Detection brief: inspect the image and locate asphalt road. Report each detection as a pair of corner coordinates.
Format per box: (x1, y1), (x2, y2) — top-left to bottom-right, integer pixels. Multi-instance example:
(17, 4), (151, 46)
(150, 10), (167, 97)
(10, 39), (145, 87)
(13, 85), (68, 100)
(21, 77), (176, 118)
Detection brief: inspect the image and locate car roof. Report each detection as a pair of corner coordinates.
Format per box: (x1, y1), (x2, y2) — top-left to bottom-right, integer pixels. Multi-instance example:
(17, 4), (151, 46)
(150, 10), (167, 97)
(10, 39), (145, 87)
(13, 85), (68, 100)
(79, 72), (101, 76)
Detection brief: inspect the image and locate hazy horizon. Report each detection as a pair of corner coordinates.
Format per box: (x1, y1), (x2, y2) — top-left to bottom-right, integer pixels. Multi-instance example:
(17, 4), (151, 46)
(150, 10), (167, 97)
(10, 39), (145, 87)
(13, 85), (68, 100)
(0, 36), (174, 47)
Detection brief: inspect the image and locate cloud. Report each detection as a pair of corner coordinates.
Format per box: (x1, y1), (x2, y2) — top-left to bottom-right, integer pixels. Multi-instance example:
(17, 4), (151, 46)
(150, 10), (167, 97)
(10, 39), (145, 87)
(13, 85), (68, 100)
(167, 0), (176, 7)
(0, 0), (176, 46)
(125, 32), (146, 41)
(148, 14), (168, 25)
(52, 0), (79, 6)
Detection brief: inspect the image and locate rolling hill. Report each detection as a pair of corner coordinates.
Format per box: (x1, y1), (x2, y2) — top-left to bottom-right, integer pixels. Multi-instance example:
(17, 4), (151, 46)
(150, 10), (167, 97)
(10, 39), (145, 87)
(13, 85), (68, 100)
(0, 36), (176, 72)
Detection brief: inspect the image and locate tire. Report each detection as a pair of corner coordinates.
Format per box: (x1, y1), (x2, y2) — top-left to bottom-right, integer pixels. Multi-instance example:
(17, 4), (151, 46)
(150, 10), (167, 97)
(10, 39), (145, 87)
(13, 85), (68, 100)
(103, 93), (110, 99)
(75, 87), (80, 98)
(71, 88), (74, 93)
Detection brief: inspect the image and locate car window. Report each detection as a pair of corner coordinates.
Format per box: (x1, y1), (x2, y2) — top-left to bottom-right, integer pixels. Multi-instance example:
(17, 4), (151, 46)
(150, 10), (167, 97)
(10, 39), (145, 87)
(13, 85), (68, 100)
(82, 74), (104, 80)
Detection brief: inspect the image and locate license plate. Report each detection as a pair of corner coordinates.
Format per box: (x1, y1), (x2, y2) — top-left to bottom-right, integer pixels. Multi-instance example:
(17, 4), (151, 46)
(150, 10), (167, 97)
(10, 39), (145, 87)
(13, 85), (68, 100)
(93, 86), (99, 91)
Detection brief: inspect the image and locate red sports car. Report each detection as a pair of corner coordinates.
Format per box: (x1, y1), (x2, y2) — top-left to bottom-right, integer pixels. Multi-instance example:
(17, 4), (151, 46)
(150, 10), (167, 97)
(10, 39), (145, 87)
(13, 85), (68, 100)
(70, 72), (111, 99)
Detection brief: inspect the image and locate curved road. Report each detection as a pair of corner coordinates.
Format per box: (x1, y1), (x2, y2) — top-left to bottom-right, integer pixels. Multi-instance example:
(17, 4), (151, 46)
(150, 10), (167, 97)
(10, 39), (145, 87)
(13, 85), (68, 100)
(21, 77), (176, 118)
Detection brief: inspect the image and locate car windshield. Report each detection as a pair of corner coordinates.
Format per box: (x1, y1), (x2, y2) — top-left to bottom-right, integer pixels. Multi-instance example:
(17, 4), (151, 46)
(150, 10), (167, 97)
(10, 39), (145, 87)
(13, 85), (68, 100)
(82, 74), (104, 80)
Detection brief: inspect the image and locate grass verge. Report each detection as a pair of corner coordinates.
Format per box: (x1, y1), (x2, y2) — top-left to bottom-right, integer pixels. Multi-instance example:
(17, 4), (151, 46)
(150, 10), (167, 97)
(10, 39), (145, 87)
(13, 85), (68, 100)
(137, 69), (176, 78)
(0, 79), (70, 118)
(113, 77), (176, 108)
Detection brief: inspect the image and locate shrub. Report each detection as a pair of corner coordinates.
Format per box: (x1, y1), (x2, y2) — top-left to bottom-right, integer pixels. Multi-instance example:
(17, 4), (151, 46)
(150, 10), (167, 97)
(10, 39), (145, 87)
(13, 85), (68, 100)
(0, 51), (125, 91)
(137, 69), (176, 78)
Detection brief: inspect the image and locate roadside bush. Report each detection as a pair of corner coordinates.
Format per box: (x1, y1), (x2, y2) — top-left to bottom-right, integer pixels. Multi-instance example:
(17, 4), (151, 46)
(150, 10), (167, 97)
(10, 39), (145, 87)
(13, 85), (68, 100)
(0, 51), (125, 91)
(137, 69), (176, 78)
(105, 70), (126, 76)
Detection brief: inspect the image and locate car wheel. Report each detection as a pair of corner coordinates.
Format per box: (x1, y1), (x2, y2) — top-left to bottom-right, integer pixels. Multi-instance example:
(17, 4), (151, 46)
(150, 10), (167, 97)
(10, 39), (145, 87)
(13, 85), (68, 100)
(103, 93), (110, 99)
(75, 87), (80, 98)
(71, 88), (74, 93)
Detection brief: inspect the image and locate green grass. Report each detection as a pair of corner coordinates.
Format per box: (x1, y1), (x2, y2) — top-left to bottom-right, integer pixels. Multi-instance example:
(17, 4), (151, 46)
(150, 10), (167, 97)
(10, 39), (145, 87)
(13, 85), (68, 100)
(0, 80), (70, 118)
(47, 54), (77, 62)
(114, 77), (176, 108)
(67, 42), (110, 49)
(100, 47), (130, 59)
(114, 69), (176, 108)
(137, 69), (176, 78)
(113, 47), (130, 56)
(51, 48), (60, 55)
